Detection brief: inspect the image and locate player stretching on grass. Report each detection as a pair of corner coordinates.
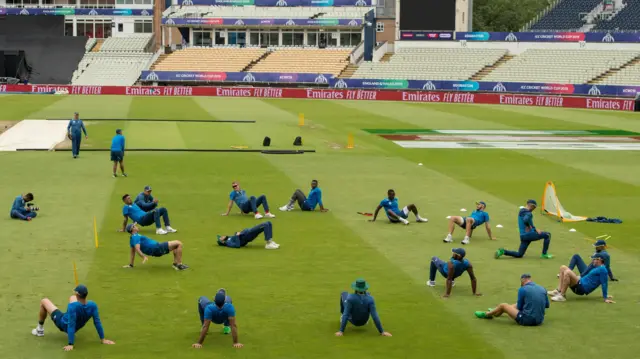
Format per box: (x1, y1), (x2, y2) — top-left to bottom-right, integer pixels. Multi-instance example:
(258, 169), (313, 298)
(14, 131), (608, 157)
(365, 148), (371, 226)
(548, 253), (614, 303)
(193, 289), (243, 349)
(222, 181), (275, 219)
(427, 248), (481, 298)
(369, 189), (428, 225)
(279, 179), (328, 212)
(495, 199), (552, 259)
(336, 279), (392, 337)
(121, 194), (177, 235)
(474, 274), (548, 326)
(10, 192), (37, 221)
(135, 185), (158, 212)
(123, 223), (188, 270)
(566, 239), (617, 281)
(444, 201), (495, 245)
(31, 285), (115, 351)
(216, 221), (280, 249)
(110, 129), (126, 177)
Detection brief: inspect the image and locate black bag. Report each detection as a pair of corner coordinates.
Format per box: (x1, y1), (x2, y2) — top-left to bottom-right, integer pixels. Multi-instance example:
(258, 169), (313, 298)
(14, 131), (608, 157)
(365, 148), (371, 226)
(263, 136), (271, 147)
(293, 136), (302, 146)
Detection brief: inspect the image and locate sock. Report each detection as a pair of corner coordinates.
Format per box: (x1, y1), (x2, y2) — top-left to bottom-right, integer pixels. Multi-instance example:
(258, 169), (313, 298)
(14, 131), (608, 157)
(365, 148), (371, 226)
(287, 199), (295, 207)
(464, 236), (470, 241)
(37, 323), (44, 330)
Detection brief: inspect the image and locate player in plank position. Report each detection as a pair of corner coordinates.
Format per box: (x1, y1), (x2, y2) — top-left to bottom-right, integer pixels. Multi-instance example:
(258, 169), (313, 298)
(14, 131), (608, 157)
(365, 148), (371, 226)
(495, 199), (553, 259)
(222, 181), (275, 219)
(121, 194), (176, 235)
(216, 221), (280, 249)
(279, 179), (328, 212)
(193, 289), (243, 349)
(444, 201), (495, 245)
(123, 223), (188, 270)
(369, 189), (428, 225)
(474, 274), (548, 326)
(427, 248), (482, 298)
(548, 253), (615, 303)
(566, 239), (617, 281)
(31, 285), (115, 351)
(336, 279), (392, 337)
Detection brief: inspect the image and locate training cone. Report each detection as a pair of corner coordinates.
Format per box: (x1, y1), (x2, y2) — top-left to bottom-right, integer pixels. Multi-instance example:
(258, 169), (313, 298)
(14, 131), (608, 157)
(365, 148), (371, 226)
(460, 208), (467, 212)
(496, 224), (503, 228)
(347, 134), (354, 149)
(298, 113), (304, 127)
(569, 228), (577, 232)
(446, 216), (451, 219)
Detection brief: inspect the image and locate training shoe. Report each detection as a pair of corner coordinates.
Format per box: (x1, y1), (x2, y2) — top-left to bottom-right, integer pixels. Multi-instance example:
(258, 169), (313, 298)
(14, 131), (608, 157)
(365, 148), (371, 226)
(254, 213), (264, 219)
(165, 226), (177, 233)
(541, 254), (554, 259)
(122, 173), (128, 177)
(271, 241), (280, 248)
(31, 328), (44, 337)
(426, 280), (436, 287)
(551, 295), (566, 302)
(264, 212), (276, 218)
(461, 237), (470, 245)
(112, 173), (117, 178)
(495, 248), (504, 259)
(547, 289), (560, 296)
(265, 242), (279, 249)
(474, 311), (492, 319)
(416, 217), (428, 223)
(399, 218), (410, 225)
(443, 234), (453, 243)
(223, 326), (231, 335)
(279, 205), (293, 212)
(156, 228), (168, 235)
(173, 263), (189, 271)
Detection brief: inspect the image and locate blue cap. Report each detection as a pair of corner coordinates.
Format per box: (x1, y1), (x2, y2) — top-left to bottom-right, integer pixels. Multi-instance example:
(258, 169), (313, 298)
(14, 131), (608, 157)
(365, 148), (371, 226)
(144, 185), (152, 191)
(592, 253), (606, 260)
(214, 289), (227, 306)
(520, 273), (531, 279)
(527, 199), (538, 206)
(126, 223), (135, 233)
(452, 248), (466, 258)
(594, 240), (607, 247)
(74, 284), (88, 298)
(476, 201), (486, 207)
(116, 128), (122, 134)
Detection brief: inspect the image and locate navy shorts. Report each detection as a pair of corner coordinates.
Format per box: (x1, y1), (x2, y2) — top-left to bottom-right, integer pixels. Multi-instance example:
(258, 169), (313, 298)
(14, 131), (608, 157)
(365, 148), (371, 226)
(110, 151), (123, 162)
(570, 283), (587, 295)
(515, 312), (539, 326)
(149, 242), (170, 257)
(51, 309), (67, 332)
(301, 202), (312, 211)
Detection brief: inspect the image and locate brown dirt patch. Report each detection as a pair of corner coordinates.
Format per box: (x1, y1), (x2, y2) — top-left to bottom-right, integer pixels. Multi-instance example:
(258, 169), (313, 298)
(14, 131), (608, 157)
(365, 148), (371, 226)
(0, 121), (19, 135)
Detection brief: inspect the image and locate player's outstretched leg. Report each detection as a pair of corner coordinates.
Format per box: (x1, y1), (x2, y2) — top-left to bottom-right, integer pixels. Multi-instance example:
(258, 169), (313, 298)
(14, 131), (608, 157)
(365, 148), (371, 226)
(168, 241), (188, 271)
(256, 195), (275, 218)
(387, 209), (409, 225)
(406, 204), (428, 223)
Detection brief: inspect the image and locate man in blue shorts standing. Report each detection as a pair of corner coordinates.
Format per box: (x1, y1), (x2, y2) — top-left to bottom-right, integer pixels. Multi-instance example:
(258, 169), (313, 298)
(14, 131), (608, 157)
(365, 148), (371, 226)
(369, 189), (428, 225)
(120, 194), (176, 235)
(474, 273), (549, 326)
(548, 253), (615, 303)
(444, 201), (495, 245)
(279, 179), (329, 212)
(193, 289), (243, 349)
(31, 285), (115, 351)
(110, 129), (126, 178)
(123, 223), (188, 270)
(495, 199), (553, 259)
(67, 112), (87, 159)
(216, 221), (280, 249)
(222, 181), (275, 219)
(427, 248), (482, 298)
(336, 278), (392, 337)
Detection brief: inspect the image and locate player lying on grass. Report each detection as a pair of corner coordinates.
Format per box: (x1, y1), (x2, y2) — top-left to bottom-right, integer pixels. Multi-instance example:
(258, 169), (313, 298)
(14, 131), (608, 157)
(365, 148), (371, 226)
(10, 192), (37, 221)
(336, 279), (391, 337)
(67, 112), (87, 159)
(193, 289), (243, 349)
(279, 179), (328, 212)
(548, 253), (614, 303)
(566, 239), (617, 281)
(217, 221), (280, 249)
(444, 201), (495, 245)
(474, 274), (548, 326)
(369, 189), (428, 225)
(123, 223), (189, 270)
(223, 181), (275, 219)
(121, 194), (177, 235)
(135, 185), (158, 212)
(495, 199), (552, 259)
(427, 248), (481, 298)
(32, 285), (115, 351)
(110, 129), (126, 178)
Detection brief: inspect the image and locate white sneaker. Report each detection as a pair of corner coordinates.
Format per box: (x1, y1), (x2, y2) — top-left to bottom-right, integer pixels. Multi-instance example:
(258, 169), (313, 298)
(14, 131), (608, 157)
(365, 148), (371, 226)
(165, 226), (177, 233)
(264, 213), (276, 218)
(416, 217), (428, 223)
(254, 213), (263, 219)
(279, 205), (293, 212)
(551, 295), (566, 302)
(265, 242), (279, 249)
(547, 289), (560, 296)
(400, 218), (409, 225)
(426, 280), (436, 287)
(156, 228), (168, 235)
(271, 241), (280, 248)
(31, 328), (44, 337)
(452, 280), (456, 287)
(443, 234), (453, 243)
(461, 237), (470, 245)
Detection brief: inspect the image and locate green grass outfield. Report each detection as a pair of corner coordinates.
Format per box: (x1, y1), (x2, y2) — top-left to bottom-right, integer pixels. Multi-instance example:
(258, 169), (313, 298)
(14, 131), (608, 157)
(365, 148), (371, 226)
(2, 94), (640, 359)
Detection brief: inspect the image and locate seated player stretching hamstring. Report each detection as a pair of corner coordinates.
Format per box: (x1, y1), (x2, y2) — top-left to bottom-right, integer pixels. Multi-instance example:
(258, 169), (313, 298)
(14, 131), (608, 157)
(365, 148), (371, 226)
(548, 253), (614, 303)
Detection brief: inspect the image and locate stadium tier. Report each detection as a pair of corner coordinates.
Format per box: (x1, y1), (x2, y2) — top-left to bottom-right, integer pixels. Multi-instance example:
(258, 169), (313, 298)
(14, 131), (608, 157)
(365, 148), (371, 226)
(592, 1), (640, 31)
(151, 47), (267, 72)
(529, 0), (602, 31)
(249, 48), (351, 76)
(351, 48), (507, 81)
(164, 5), (371, 19)
(596, 60), (640, 85)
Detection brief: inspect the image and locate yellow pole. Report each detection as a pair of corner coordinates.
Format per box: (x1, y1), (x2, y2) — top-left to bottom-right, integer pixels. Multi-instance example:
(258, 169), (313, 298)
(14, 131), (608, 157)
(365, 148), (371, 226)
(93, 216), (99, 248)
(347, 134), (354, 149)
(298, 113), (304, 127)
(73, 262), (79, 287)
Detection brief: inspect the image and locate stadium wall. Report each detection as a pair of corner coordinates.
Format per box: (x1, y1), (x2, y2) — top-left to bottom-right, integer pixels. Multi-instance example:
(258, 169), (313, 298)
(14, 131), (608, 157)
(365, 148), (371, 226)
(0, 84), (634, 111)
(395, 40), (640, 54)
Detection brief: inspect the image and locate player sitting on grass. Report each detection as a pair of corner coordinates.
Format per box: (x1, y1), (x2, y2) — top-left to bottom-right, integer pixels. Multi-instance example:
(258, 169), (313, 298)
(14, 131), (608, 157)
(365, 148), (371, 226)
(193, 289), (243, 349)
(31, 285), (116, 351)
(279, 179), (328, 212)
(123, 223), (188, 270)
(548, 253), (614, 303)
(566, 239), (617, 281)
(120, 194), (176, 235)
(217, 221), (280, 249)
(135, 185), (158, 212)
(222, 181), (275, 219)
(474, 274), (548, 326)
(369, 189), (428, 225)
(427, 248), (481, 298)
(336, 279), (392, 337)
(495, 199), (552, 259)
(110, 129), (126, 177)
(10, 192), (37, 221)
(444, 201), (495, 245)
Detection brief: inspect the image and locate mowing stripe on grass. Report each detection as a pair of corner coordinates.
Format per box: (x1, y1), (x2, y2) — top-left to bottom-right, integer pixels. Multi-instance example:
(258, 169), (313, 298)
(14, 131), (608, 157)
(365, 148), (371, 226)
(393, 141), (640, 150)
(46, 118), (256, 123)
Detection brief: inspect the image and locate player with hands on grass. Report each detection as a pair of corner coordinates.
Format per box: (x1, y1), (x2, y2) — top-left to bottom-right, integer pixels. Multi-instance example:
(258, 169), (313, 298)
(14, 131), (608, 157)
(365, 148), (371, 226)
(336, 279), (392, 337)
(444, 201), (495, 245)
(369, 189), (428, 225)
(548, 253), (614, 303)
(279, 179), (328, 212)
(123, 223), (188, 270)
(427, 248), (482, 298)
(193, 289), (243, 349)
(223, 181), (275, 219)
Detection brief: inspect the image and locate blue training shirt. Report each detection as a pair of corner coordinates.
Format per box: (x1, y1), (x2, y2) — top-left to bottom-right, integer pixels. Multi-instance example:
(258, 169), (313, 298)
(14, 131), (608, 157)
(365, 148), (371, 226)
(134, 192), (157, 212)
(470, 210), (490, 227)
(122, 204), (146, 223)
(10, 195), (25, 213)
(230, 190), (248, 207)
(129, 233), (161, 255)
(516, 282), (549, 325)
(67, 119), (87, 136)
(518, 208), (536, 235)
(59, 301), (105, 345)
(442, 258), (471, 279)
(204, 303), (236, 324)
(579, 265), (609, 299)
(380, 198), (400, 216)
(304, 187), (323, 210)
(110, 134), (125, 152)
(340, 293), (384, 333)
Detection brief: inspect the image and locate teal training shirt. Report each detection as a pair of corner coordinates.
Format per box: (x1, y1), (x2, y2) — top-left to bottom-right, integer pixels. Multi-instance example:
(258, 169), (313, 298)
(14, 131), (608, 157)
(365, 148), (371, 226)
(442, 258), (471, 279)
(60, 301), (104, 345)
(122, 204), (146, 223)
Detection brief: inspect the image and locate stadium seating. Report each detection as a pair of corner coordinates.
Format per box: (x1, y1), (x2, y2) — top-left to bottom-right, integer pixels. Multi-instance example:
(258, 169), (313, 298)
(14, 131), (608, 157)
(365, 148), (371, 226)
(151, 47), (267, 72)
(597, 60), (640, 85)
(85, 38), (97, 52)
(351, 48), (506, 81)
(249, 48), (351, 76)
(592, 1), (640, 31)
(529, 0), (601, 31)
(164, 6), (370, 19)
(482, 49), (639, 84)
(99, 35), (153, 52)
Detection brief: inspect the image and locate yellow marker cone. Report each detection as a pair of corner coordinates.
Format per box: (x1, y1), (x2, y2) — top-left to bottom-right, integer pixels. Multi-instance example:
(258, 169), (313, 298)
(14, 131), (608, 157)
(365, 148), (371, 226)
(347, 134), (354, 149)
(298, 113), (304, 127)
(73, 262), (79, 287)
(93, 216), (99, 248)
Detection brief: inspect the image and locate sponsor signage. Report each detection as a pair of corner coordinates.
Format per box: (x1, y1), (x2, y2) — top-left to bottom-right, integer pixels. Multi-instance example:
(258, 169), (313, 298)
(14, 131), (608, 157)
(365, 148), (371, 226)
(0, 8), (152, 16)
(140, 71), (333, 84)
(399, 31), (454, 41)
(455, 31), (640, 43)
(162, 18), (362, 26)
(180, 0), (371, 6)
